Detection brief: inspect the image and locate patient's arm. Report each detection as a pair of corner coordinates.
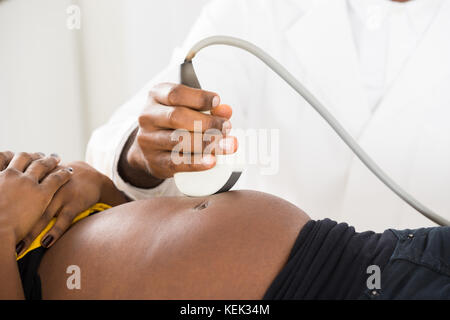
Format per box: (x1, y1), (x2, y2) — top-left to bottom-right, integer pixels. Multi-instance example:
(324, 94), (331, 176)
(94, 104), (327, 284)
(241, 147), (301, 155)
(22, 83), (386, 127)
(38, 190), (310, 299)
(0, 152), (73, 299)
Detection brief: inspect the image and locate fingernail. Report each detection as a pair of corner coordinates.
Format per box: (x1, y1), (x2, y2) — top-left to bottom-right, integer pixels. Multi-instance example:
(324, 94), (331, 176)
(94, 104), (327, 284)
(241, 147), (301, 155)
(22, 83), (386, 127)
(50, 153), (60, 159)
(202, 154), (215, 166)
(219, 137), (235, 153)
(37, 152), (45, 157)
(212, 96), (220, 107)
(16, 241), (25, 254)
(222, 121), (232, 133)
(42, 235), (53, 248)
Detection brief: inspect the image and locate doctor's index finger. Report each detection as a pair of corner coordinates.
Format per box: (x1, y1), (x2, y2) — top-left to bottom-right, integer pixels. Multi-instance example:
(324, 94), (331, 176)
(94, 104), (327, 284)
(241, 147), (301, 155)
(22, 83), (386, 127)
(149, 83), (220, 111)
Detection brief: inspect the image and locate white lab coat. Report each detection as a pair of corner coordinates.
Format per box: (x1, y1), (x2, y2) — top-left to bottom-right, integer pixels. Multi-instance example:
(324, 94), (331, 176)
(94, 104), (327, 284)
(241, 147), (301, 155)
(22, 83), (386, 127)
(87, 0), (450, 232)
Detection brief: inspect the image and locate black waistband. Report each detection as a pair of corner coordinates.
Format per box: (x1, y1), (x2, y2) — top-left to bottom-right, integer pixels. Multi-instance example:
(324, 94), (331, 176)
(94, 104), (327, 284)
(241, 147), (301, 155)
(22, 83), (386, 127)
(17, 247), (46, 300)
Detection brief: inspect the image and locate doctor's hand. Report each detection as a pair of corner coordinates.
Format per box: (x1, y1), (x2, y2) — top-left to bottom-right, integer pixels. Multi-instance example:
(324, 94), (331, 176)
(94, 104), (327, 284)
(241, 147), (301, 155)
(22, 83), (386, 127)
(118, 82), (238, 188)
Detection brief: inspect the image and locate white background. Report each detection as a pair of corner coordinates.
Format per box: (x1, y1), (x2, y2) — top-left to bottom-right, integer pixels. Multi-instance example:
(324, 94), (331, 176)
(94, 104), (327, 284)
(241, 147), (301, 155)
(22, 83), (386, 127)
(0, 0), (208, 161)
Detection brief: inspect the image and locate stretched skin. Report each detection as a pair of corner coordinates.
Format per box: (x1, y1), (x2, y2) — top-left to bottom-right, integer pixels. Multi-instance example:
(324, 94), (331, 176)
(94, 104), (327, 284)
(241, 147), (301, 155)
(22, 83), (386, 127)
(38, 190), (310, 299)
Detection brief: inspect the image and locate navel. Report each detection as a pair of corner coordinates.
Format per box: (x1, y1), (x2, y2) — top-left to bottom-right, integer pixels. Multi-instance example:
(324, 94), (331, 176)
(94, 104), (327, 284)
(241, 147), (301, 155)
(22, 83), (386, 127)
(193, 200), (209, 211)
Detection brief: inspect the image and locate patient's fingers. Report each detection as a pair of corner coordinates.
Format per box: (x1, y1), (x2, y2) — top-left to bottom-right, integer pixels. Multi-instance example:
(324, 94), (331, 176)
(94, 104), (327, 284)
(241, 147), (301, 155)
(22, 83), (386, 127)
(17, 207), (60, 256)
(40, 168), (72, 196)
(42, 195), (63, 223)
(0, 151), (14, 170)
(7, 152), (43, 172)
(17, 170), (71, 255)
(25, 155), (60, 181)
(41, 206), (76, 248)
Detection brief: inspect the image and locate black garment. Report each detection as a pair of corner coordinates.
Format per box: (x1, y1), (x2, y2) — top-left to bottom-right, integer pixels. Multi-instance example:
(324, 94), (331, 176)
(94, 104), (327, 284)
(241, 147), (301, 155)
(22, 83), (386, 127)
(17, 247), (46, 300)
(264, 219), (450, 299)
(365, 226), (450, 299)
(264, 219), (398, 299)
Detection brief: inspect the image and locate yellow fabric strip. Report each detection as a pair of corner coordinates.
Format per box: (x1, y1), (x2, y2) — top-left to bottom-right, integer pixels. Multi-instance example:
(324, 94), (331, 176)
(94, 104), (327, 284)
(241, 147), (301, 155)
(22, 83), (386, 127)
(16, 203), (111, 261)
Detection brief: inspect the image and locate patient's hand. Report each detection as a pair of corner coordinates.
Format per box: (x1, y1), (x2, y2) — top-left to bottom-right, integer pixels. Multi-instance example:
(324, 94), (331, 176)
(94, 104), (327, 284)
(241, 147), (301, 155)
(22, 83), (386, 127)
(20, 161), (128, 252)
(0, 152), (72, 248)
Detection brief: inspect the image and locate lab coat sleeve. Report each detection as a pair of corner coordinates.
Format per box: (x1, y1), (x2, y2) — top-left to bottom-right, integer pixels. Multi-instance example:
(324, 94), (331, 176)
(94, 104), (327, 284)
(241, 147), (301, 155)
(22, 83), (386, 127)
(86, 0), (255, 200)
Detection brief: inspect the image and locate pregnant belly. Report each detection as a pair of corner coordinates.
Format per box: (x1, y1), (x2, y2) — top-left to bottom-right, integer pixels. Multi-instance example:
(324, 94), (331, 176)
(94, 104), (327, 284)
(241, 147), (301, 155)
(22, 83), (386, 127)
(38, 190), (309, 299)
